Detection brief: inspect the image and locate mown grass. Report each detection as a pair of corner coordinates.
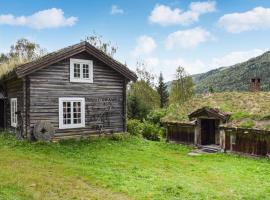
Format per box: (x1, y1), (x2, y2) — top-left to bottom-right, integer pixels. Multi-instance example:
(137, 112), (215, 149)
(0, 133), (270, 200)
(164, 92), (270, 129)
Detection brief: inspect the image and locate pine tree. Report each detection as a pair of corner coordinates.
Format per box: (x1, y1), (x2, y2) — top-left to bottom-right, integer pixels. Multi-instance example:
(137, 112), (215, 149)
(157, 72), (169, 108)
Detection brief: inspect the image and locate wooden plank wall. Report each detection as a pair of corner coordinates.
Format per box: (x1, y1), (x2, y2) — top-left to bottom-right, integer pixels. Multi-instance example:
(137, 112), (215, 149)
(224, 128), (270, 157)
(5, 78), (24, 133)
(166, 124), (195, 144)
(28, 51), (127, 139)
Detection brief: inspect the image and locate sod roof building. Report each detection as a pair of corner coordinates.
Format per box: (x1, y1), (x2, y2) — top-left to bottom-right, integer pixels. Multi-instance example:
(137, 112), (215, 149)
(163, 92), (270, 157)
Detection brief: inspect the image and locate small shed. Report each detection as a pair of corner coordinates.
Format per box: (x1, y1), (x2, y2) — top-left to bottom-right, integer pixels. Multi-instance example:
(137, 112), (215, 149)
(188, 107), (230, 146)
(164, 106), (270, 157)
(164, 107), (230, 146)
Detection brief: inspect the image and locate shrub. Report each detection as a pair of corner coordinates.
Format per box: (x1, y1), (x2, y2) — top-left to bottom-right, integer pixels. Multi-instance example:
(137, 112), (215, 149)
(147, 109), (166, 126)
(110, 133), (128, 141)
(127, 119), (143, 136)
(141, 120), (164, 141)
(127, 119), (165, 141)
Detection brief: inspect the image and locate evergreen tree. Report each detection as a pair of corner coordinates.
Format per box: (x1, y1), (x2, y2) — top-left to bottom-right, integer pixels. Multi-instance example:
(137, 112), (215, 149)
(156, 72), (169, 108)
(209, 86), (214, 93)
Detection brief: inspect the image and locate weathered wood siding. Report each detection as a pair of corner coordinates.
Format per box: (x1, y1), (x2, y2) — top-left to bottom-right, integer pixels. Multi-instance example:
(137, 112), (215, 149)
(223, 127), (270, 157)
(28, 52), (127, 138)
(166, 123), (195, 144)
(5, 78), (24, 133)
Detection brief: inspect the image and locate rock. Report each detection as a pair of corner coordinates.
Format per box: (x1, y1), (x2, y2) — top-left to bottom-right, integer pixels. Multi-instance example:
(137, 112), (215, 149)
(188, 152), (202, 156)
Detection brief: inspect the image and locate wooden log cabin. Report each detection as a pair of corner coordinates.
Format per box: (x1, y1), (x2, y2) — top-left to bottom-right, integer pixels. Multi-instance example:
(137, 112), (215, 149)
(164, 107), (270, 157)
(0, 41), (137, 140)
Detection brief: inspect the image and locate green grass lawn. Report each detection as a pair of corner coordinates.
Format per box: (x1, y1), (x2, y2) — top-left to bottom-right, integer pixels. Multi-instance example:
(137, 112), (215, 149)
(1, 133), (270, 200)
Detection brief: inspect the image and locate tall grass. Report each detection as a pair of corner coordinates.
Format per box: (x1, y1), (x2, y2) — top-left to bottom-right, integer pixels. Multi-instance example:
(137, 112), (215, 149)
(164, 92), (270, 129)
(0, 57), (27, 79)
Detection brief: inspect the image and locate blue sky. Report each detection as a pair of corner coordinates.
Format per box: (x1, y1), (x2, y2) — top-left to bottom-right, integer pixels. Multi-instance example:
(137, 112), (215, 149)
(1, 0), (270, 81)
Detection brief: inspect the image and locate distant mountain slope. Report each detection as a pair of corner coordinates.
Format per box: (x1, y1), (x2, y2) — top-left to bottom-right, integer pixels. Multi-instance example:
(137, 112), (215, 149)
(193, 51), (270, 93)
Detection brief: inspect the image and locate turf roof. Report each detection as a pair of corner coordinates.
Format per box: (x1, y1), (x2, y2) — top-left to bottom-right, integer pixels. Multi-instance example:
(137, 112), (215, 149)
(163, 92), (270, 130)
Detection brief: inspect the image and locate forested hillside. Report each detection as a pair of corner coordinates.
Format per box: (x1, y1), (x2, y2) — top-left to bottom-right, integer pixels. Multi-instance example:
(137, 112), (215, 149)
(193, 51), (270, 93)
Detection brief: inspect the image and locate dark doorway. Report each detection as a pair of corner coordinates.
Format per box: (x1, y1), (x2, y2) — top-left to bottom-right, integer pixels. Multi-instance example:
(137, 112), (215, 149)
(201, 119), (216, 145)
(0, 99), (5, 129)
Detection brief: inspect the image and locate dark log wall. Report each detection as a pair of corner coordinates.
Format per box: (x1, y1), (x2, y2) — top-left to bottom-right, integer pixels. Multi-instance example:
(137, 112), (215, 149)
(166, 124), (195, 144)
(28, 51), (127, 139)
(223, 128), (270, 157)
(5, 78), (24, 133)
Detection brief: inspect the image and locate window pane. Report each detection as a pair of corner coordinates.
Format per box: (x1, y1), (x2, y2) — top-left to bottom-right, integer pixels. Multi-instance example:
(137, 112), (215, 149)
(63, 101), (71, 125)
(11, 99), (17, 125)
(73, 101), (81, 124)
(83, 64), (89, 78)
(61, 99), (83, 127)
(74, 63), (80, 78)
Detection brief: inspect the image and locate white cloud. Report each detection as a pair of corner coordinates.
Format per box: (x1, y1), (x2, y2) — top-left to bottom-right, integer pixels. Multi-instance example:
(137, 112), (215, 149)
(138, 49), (267, 81)
(145, 57), (160, 68)
(132, 35), (157, 57)
(162, 58), (207, 76)
(219, 7), (270, 33)
(165, 27), (212, 49)
(138, 57), (206, 81)
(0, 8), (77, 29)
(149, 1), (216, 26)
(210, 49), (266, 67)
(110, 5), (124, 15)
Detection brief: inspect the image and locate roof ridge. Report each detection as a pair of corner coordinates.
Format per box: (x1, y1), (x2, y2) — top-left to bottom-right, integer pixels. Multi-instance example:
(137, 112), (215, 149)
(14, 41), (137, 81)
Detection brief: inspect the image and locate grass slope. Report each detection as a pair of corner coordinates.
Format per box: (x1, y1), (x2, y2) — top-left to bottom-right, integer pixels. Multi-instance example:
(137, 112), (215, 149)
(164, 92), (270, 129)
(1, 133), (270, 200)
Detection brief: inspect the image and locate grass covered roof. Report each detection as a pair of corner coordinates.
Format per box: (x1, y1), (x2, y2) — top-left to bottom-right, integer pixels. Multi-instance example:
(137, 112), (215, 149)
(0, 57), (27, 79)
(163, 92), (270, 130)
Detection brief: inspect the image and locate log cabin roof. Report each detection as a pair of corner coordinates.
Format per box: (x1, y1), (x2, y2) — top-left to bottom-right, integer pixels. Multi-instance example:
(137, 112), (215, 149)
(14, 41), (137, 81)
(188, 107), (230, 121)
(163, 92), (270, 130)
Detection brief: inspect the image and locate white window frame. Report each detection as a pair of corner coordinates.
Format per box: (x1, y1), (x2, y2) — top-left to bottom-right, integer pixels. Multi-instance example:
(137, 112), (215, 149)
(10, 98), (17, 128)
(59, 97), (85, 129)
(70, 58), (93, 83)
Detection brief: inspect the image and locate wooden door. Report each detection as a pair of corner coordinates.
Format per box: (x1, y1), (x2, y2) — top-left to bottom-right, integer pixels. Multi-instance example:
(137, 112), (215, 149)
(201, 119), (216, 145)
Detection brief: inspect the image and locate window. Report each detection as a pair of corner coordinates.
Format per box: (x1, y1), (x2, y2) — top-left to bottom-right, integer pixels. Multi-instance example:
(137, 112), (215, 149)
(70, 59), (93, 83)
(59, 98), (85, 129)
(10, 98), (17, 127)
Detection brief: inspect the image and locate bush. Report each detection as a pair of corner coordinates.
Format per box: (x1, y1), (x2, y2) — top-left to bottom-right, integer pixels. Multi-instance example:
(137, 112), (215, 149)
(110, 133), (128, 141)
(141, 120), (164, 141)
(147, 109), (166, 126)
(127, 119), (165, 141)
(127, 119), (143, 136)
